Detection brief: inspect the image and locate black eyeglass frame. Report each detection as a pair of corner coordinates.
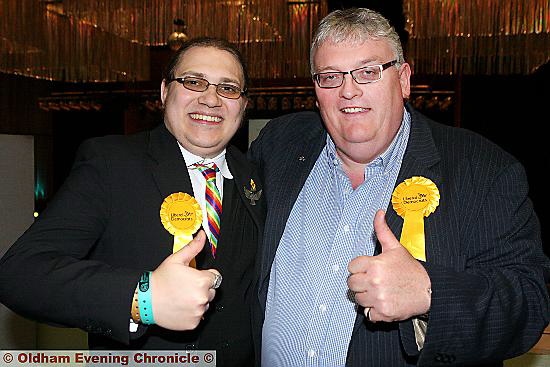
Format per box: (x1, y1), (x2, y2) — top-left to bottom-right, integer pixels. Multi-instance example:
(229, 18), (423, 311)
(166, 76), (247, 99)
(312, 60), (398, 89)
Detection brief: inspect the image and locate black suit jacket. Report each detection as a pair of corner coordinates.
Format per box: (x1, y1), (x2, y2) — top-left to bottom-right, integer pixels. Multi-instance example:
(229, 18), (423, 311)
(0, 123), (265, 367)
(249, 107), (550, 366)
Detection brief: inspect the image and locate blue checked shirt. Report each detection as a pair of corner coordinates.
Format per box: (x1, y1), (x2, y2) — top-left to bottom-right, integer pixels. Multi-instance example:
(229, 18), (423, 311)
(262, 111), (411, 367)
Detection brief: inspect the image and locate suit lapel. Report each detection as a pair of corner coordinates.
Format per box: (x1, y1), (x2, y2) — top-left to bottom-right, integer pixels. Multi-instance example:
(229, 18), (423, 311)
(147, 124), (194, 202)
(385, 107), (442, 250)
(226, 145), (265, 231)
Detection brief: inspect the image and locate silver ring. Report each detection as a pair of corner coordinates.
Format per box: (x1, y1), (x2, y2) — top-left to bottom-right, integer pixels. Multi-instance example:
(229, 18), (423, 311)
(211, 273), (223, 289)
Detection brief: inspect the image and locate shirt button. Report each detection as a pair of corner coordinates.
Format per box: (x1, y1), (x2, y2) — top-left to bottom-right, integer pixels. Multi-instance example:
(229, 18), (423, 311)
(343, 225), (350, 232)
(332, 159), (339, 166)
(308, 349), (316, 358)
(319, 304), (327, 313)
(332, 264), (339, 272)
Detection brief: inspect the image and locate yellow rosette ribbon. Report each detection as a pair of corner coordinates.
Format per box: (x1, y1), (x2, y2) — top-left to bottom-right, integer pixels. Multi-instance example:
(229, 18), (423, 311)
(160, 192), (203, 267)
(391, 176), (440, 261)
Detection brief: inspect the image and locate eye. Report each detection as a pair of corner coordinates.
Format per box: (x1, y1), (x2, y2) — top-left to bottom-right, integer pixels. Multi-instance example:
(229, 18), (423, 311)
(218, 84), (240, 93)
(319, 73), (340, 82)
(357, 68), (375, 76)
(184, 77), (205, 86)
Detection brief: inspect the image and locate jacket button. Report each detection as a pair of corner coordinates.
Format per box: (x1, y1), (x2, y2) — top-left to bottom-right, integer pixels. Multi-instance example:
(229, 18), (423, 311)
(434, 353), (455, 364)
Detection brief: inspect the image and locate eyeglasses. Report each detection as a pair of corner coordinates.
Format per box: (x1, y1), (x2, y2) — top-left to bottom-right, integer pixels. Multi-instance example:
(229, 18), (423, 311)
(167, 76), (246, 99)
(313, 60), (398, 89)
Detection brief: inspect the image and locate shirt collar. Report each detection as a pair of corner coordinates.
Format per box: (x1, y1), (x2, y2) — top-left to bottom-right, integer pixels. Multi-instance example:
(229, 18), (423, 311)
(178, 144), (233, 179)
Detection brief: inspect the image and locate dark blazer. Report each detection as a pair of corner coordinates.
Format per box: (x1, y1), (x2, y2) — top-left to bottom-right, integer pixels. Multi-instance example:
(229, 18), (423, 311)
(0, 123), (265, 367)
(249, 107), (550, 366)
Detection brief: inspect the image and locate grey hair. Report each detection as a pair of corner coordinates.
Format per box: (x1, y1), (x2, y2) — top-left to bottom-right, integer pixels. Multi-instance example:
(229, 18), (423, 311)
(310, 8), (404, 75)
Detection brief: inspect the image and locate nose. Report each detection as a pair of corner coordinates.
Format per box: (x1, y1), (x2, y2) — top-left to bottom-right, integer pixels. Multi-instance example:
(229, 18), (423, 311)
(198, 84), (222, 107)
(339, 74), (363, 99)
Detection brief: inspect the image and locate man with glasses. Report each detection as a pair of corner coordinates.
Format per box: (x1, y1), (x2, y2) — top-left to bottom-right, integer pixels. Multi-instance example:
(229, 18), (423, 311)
(249, 8), (549, 366)
(0, 37), (263, 367)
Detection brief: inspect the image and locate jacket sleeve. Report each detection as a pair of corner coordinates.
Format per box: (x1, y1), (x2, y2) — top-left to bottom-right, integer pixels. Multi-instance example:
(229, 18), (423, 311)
(418, 160), (550, 365)
(0, 138), (142, 345)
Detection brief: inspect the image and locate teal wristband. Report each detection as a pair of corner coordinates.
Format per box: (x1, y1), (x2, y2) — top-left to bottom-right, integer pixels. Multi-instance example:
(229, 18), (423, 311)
(138, 271), (155, 325)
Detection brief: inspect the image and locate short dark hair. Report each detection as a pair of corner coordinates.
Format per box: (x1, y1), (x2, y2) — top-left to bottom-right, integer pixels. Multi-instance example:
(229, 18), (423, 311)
(163, 36), (249, 93)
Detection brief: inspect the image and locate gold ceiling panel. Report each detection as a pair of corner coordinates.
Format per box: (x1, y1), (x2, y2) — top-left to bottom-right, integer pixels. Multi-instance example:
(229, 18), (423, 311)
(0, 0), (327, 82)
(404, 0), (550, 75)
(3, 0), (546, 82)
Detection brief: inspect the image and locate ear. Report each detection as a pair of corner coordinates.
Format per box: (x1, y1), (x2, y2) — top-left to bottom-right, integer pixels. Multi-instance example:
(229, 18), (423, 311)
(160, 79), (168, 105)
(398, 63), (412, 99)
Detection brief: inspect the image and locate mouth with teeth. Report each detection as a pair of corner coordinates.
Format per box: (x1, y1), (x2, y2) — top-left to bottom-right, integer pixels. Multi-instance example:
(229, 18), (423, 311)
(190, 113), (222, 124)
(341, 107), (368, 114)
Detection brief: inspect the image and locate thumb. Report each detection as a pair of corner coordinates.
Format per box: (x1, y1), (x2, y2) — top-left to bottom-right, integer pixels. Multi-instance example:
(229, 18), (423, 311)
(171, 230), (206, 266)
(374, 209), (401, 252)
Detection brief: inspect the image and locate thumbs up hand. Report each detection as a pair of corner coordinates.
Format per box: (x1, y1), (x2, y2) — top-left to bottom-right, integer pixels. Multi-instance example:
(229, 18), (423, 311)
(150, 230), (222, 330)
(347, 210), (432, 322)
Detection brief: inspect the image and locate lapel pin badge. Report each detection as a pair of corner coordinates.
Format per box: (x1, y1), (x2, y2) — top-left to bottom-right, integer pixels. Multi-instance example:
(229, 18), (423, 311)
(244, 179), (262, 205)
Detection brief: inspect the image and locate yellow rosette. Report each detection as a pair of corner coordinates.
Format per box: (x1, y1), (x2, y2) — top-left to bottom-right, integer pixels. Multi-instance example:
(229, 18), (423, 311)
(160, 192), (202, 267)
(391, 176), (440, 261)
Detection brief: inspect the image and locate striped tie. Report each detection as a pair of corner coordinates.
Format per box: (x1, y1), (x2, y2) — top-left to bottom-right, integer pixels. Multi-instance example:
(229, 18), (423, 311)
(192, 163), (222, 258)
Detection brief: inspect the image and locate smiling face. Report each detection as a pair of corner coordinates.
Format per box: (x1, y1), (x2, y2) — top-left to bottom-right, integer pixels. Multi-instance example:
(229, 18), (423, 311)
(313, 38), (411, 165)
(161, 46), (248, 158)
